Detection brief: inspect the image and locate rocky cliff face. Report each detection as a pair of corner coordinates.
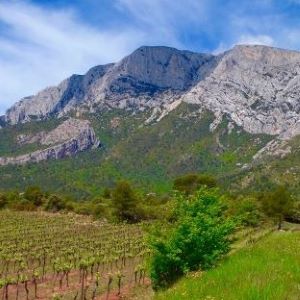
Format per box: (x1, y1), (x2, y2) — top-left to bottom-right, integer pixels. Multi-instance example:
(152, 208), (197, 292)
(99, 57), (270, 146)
(0, 118), (100, 166)
(3, 44), (300, 159)
(183, 45), (300, 139)
(5, 46), (216, 124)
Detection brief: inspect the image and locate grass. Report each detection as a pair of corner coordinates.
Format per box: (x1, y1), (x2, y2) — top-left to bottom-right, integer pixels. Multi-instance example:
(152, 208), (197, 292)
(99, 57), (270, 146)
(156, 230), (300, 300)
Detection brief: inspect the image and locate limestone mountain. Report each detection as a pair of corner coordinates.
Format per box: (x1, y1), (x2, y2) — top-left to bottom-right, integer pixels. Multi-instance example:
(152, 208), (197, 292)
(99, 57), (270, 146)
(2, 44), (300, 197)
(5, 46), (216, 125)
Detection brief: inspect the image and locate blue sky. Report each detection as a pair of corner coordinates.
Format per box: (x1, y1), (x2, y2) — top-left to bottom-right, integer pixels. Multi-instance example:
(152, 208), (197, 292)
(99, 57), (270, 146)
(1, 0), (300, 114)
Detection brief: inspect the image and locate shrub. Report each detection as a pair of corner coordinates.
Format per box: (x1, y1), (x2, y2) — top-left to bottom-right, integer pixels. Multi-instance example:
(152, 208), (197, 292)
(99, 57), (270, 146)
(44, 195), (66, 212)
(173, 173), (217, 195)
(259, 185), (295, 229)
(232, 196), (261, 227)
(24, 186), (44, 206)
(0, 193), (7, 209)
(148, 188), (235, 289)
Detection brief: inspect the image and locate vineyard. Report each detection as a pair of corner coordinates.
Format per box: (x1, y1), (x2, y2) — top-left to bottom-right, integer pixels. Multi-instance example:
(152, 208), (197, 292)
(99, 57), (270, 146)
(0, 211), (149, 299)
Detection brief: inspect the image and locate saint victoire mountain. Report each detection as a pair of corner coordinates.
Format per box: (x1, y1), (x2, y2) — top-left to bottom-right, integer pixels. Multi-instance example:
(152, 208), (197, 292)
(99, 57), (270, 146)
(1, 44), (300, 196)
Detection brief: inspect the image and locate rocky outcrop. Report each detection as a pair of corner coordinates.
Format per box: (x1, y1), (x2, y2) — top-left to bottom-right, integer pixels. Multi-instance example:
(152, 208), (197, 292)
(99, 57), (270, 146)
(183, 45), (300, 139)
(252, 139), (292, 161)
(0, 118), (100, 166)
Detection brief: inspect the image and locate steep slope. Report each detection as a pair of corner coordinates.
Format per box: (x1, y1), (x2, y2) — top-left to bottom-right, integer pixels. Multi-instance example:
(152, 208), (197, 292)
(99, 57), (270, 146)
(5, 46), (216, 125)
(3, 45), (300, 196)
(183, 45), (300, 139)
(0, 104), (272, 197)
(0, 118), (100, 166)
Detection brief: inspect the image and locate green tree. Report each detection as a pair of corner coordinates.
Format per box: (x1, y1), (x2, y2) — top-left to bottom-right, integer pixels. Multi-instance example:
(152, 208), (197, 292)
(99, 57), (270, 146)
(260, 186), (295, 230)
(44, 195), (65, 212)
(24, 186), (44, 206)
(231, 196), (261, 227)
(111, 181), (140, 222)
(173, 173), (217, 195)
(148, 188), (235, 289)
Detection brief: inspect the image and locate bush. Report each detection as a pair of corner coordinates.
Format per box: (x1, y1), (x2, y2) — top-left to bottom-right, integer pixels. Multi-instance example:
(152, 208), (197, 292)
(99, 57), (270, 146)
(24, 186), (44, 206)
(231, 196), (261, 227)
(44, 195), (66, 212)
(173, 174), (217, 195)
(0, 193), (7, 209)
(148, 188), (235, 289)
(259, 185), (295, 229)
(10, 199), (36, 211)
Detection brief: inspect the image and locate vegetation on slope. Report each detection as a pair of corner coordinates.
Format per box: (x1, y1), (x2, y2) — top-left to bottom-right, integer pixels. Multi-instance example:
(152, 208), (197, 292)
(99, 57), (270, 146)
(148, 188), (235, 289)
(0, 104), (272, 198)
(156, 231), (300, 300)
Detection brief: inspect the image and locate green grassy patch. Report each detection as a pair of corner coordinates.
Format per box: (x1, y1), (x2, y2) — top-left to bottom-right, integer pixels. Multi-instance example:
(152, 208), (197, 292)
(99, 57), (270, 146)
(156, 231), (300, 300)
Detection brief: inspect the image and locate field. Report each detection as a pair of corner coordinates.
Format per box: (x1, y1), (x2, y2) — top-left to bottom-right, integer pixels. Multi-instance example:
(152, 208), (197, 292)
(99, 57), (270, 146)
(156, 230), (300, 300)
(0, 211), (149, 299)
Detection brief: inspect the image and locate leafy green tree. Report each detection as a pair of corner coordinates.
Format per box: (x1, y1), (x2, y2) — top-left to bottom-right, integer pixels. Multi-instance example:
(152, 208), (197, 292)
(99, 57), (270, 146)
(24, 186), (44, 206)
(173, 173), (217, 195)
(260, 185), (295, 230)
(44, 194), (65, 212)
(148, 188), (235, 289)
(232, 196), (261, 227)
(111, 181), (141, 222)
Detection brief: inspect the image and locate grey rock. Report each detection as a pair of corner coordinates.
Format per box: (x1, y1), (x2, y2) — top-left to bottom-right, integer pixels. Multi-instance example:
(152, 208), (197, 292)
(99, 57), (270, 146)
(0, 118), (100, 166)
(5, 44), (300, 143)
(183, 45), (300, 139)
(5, 46), (216, 124)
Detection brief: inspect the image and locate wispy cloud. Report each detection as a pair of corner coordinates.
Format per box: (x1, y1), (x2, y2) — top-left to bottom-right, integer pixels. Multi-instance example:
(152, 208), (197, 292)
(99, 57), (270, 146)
(116, 0), (208, 47)
(2, 0), (300, 114)
(237, 34), (274, 46)
(0, 0), (143, 114)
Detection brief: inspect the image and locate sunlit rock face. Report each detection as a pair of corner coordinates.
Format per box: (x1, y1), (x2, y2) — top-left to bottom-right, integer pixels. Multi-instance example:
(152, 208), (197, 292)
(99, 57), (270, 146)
(183, 45), (300, 139)
(4, 46), (216, 124)
(4, 44), (300, 140)
(0, 118), (100, 166)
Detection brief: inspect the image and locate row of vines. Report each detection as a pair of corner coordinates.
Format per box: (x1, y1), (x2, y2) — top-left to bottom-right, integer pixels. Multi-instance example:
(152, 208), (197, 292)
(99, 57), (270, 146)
(0, 211), (149, 299)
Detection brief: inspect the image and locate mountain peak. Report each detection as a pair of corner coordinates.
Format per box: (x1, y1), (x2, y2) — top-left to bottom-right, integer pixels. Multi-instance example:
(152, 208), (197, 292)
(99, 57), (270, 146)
(4, 46), (217, 124)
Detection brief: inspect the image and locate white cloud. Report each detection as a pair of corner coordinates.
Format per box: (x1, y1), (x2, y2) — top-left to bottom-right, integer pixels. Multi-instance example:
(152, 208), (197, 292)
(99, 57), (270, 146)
(213, 34), (275, 55)
(213, 42), (230, 55)
(237, 34), (274, 46)
(0, 1), (145, 114)
(116, 0), (208, 48)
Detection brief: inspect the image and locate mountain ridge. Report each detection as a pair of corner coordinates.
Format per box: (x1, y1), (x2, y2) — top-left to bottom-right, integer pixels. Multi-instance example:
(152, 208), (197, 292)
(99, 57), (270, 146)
(4, 44), (300, 139)
(2, 44), (300, 196)
(4, 45), (216, 125)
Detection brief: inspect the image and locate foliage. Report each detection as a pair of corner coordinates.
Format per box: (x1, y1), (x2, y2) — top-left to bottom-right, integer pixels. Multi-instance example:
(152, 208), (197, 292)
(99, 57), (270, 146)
(156, 231), (300, 300)
(259, 186), (295, 229)
(24, 186), (44, 206)
(111, 181), (143, 222)
(0, 193), (7, 209)
(228, 196), (262, 227)
(173, 173), (217, 195)
(148, 188), (235, 289)
(44, 194), (66, 212)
